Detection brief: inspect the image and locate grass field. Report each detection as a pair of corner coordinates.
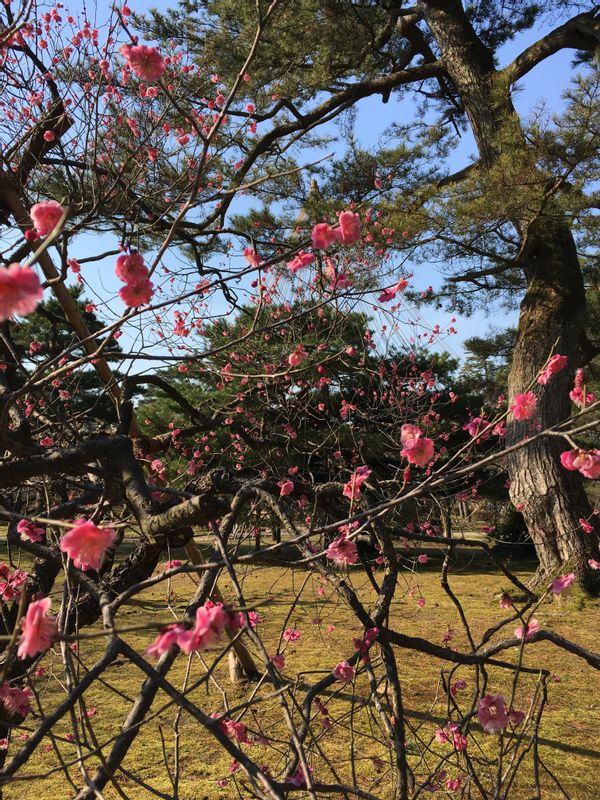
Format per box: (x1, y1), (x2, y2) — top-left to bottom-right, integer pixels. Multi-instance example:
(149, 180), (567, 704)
(2, 544), (599, 799)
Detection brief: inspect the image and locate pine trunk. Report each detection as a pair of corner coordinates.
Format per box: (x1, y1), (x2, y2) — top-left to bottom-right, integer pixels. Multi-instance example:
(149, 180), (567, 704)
(423, 1), (600, 589)
(506, 220), (600, 589)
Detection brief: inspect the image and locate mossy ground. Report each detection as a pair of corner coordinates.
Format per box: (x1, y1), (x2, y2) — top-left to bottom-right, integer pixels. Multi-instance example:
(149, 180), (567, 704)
(2, 543), (599, 799)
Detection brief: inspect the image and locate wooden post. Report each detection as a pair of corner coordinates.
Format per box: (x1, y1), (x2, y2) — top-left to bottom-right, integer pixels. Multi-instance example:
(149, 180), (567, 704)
(184, 540), (259, 680)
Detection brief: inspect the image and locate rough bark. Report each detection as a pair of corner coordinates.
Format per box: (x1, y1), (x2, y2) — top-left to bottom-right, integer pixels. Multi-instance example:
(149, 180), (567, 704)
(423, 0), (600, 588)
(506, 220), (600, 588)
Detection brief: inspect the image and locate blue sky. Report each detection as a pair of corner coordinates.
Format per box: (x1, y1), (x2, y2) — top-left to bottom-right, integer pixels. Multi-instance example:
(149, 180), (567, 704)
(350, 25), (576, 361)
(58, 3), (580, 368)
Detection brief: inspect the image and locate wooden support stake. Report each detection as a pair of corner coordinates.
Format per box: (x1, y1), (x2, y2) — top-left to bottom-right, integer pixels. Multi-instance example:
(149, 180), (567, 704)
(184, 540), (260, 680)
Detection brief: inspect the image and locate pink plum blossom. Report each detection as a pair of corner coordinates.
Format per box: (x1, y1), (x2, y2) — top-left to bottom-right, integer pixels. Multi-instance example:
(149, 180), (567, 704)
(326, 534), (358, 567)
(352, 626), (378, 662)
(177, 603), (231, 654)
(570, 386), (596, 408)
(446, 722), (468, 751)
(464, 416), (491, 439)
(588, 559), (600, 570)
(282, 628), (301, 642)
(0, 264), (43, 321)
(450, 678), (467, 696)
(342, 465), (371, 501)
(287, 250), (315, 273)
(442, 627), (454, 642)
(311, 222), (341, 250)
(270, 653), (285, 670)
(243, 246), (262, 267)
(286, 765), (314, 788)
(336, 210), (361, 245)
(378, 278), (408, 303)
(114, 252), (148, 283)
(59, 519), (117, 571)
(435, 727), (449, 744)
(147, 624), (185, 658)
(400, 424), (434, 467)
(17, 597), (57, 659)
(0, 568), (28, 602)
(239, 610), (262, 629)
(549, 573), (575, 595)
(560, 448), (600, 479)
(509, 391), (537, 421)
(509, 709), (525, 726)
(332, 660), (356, 682)
(119, 279), (154, 307)
(17, 519), (45, 543)
(219, 717), (250, 744)
(570, 368), (596, 407)
(120, 44), (165, 81)
(477, 694), (509, 733)
(515, 618), (540, 641)
(30, 200), (64, 236)
(279, 479), (294, 497)
(288, 348), (307, 367)
(537, 354), (567, 385)
(0, 682), (32, 718)
(579, 517), (594, 534)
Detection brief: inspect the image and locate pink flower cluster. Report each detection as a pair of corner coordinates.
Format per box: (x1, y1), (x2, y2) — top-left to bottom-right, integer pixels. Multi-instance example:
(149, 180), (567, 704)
(120, 44), (166, 81)
(239, 610), (262, 629)
(0, 263), (44, 322)
(59, 518), (117, 571)
(0, 682), (32, 718)
(352, 626), (378, 663)
(17, 519), (45, 542)
(342, 465), (371, 501)
(30, 200), (64, 237)
(287, 250), (315, 273)
(436, 722), (467, 751)
(288, 347), (308, 367)
(463, 415), (491, 440)
(509, 391), (537, 421)
(279, 478), (295, 496)
(537, 354), (567, 385)
(163, 559), (183, 571)
(477, 694), (524, 734)
(147, 601), (236, 658)
(378, 277), (408, 303)
(570, 368), (596, 408)
(115, 251), (154, 307)
(243, 247), (262, 267)
(177, 602), (234, 653)
(549, 573), (575, 595)
(311, 210), (361, 250)
(560, 448), (600, 479)
(515, 617), (540, 641)
(401, 424), (434, 467)
(0, 564), (29, 603)
(17, 597), (58, 659)
(216, 715), (251, 744)
(332, 660), (356, 683)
